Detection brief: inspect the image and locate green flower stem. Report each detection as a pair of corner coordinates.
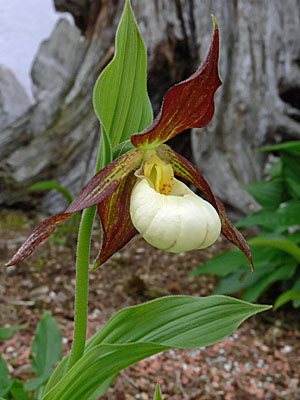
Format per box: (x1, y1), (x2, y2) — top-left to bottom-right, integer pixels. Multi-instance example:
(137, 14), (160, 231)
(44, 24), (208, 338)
(66, 135), (110, 372)
(66, 205), (96, 371)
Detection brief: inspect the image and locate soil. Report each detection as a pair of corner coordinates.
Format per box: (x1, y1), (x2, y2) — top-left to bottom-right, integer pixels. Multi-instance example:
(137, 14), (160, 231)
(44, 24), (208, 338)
(0, 209), (299, 400)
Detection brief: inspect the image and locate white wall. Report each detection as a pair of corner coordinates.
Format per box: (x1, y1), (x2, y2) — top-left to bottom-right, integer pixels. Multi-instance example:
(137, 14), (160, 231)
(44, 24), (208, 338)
(0, 0), (73, 101)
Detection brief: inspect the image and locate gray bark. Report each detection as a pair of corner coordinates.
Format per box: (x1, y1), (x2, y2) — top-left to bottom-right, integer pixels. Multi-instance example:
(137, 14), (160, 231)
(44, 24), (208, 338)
(0, 0), (299, 215)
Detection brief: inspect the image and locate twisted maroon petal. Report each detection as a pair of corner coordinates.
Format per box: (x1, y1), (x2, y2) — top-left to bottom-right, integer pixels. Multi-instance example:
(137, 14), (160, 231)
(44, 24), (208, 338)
(6, 149), (143, 267)
(131, 18), (221, 148)
(94, 171), (138, 269)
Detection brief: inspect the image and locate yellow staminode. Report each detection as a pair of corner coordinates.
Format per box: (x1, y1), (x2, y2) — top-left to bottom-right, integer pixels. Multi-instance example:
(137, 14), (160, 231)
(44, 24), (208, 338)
(143, 154), (174, 195)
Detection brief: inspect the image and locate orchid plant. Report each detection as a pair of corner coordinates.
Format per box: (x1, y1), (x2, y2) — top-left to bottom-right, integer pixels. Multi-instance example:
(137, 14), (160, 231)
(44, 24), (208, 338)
(5, 1), (270, 399)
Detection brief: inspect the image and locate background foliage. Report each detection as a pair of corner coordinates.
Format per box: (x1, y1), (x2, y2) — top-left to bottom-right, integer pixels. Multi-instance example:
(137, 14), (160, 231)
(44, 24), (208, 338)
(192, 141), (300, 309)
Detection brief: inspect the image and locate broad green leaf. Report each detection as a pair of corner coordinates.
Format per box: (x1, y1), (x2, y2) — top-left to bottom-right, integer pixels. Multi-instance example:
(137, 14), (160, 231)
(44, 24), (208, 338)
(191, 249), (247, 277)
(44, 296), (269, 397)
(260, 141), (300, 155)
(35, 383), (47, 400)
(236, 209), (276, 230)
(191, 246), (280, 277)
(265, 160), (282, 178)
(288, 231), (300, 244)
(248, 236), (300, 263)
(25, 313), (62, 392)
(274, 289), (300, 310)
(87, 376), (116, 400)
(292, 274), (300, 291)
(43, 357), (69, 395)
(267, 200), (300, 228)
(9, 381), (31, 400)
(243, 262), (298, 302)
(43, 343), (167, 400)
(241, 178), (284, 209)
(213, 264), (278, 295)
(154, 384), (163, 400)
(292, 275), (300, 308)
(86, 296), (269, 349)
(96, 127), (113, 173)
(25, 374), (51, 394)
(44, 358), (116, 398)
(286, 177), (300, 198)
(280, 151), (300, 199)
(293, 299), (300, 308)
(113, 139), (134, 159)
(93, 0), (153, 148)
(0, 354), (13, 397)
(236, 201), (300, 231)
(0, 324), (27, 341)
(29, 181), (73, 204)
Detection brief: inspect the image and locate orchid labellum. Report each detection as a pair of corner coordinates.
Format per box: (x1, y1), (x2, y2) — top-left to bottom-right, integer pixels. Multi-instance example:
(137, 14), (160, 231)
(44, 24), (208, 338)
(6, 17), (253, 271)
(130, 156), (221, 253)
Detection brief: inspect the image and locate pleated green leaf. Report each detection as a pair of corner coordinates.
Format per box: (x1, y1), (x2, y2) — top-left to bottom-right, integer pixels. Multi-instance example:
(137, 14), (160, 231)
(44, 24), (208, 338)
(241, 178), (284, 209)
(43, 296), (270, 399)
(214, 261), (297, 301)
(0, 354), (13, 397)
(8, 381), (31, 400)
(236, 200), (300, 231)
(29, 181), (73, 205)
(213, 265), (278, 296)
(280, 151), (300, 199)
(43, 343), (167, 400)
(112, 139), (135, 159)
(25, 313), (62, 392)
(243, 262), (298, 302)
(274, 289), (300, 310)
(93, 0), (153, 149)
(0, 323), (27, 341)
(86, 296), (269, 349)
(260, 140), (300, 155)
(154, 384), (163, 400)
(191, 246), (281, 277)
(286, 177), (300, 198)
(249, 236), (300, 263)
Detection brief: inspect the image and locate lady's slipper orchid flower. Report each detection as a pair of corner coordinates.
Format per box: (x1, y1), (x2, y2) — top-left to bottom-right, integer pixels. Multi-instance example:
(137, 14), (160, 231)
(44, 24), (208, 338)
(130, 165), (221, 253)
(6, 19), (253, 271)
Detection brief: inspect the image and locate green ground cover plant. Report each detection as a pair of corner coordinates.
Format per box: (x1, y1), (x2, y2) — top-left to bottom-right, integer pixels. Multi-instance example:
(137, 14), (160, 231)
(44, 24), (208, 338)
(191, 141), (300, 310)
(0, 314), (61, 400)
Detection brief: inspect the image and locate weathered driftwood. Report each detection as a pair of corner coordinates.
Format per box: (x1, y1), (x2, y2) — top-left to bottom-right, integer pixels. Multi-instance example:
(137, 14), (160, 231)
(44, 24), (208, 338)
(0, 0), (299, 215)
